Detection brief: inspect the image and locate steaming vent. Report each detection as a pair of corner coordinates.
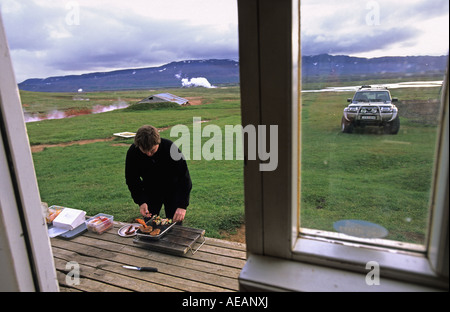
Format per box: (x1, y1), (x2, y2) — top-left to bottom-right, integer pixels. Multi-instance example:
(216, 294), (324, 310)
(23, 98), (129, 123)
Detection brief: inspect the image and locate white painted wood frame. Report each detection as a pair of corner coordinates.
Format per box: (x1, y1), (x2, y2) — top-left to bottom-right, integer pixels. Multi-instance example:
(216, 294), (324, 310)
(238, 0), (448, 291)
(0, 12), (59, 292)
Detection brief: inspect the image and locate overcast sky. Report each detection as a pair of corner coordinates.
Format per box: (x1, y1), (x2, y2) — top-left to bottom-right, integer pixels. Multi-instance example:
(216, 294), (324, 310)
(1, 0), (448, 82)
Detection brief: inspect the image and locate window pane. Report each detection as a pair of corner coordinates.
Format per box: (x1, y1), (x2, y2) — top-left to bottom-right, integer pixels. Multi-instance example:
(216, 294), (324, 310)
(300, 0), (449, 247)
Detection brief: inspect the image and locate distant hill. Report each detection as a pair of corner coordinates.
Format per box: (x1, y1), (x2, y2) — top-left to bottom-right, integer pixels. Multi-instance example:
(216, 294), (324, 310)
(18, 55), (447, 92)
(19, 59), (240, 92)
(301, 54), (447, 81)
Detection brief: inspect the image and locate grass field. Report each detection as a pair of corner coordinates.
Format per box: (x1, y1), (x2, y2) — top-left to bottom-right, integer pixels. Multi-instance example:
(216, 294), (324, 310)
(300, 87), (441, 244)
(23, 82), (443, 243)
(26, 87), (244, 238)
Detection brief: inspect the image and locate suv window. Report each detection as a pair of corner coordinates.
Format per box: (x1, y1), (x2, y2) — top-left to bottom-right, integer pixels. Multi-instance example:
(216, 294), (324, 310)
(354, 91), (390, 102)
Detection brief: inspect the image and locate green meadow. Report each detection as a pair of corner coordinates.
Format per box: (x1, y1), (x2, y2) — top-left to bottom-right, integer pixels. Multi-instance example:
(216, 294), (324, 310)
(23, 83), (443, 243)
(300, 87), (441, 244)
(25, 87), (244, 239)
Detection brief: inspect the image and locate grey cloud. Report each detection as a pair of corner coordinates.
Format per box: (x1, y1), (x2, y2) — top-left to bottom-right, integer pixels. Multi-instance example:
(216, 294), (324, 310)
(2, 0), (446, 81)
(2, 1), (238, 79)
(44, 13), (238, 72)
(300, 0), (446, 56)
(2, 1), (61, 51)
(302, 26), (419, 56)
(385, 0), (449, 21)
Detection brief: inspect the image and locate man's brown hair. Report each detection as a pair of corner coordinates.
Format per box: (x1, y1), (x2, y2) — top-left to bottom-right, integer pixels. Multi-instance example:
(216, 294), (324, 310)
(134, 125), (161, 151)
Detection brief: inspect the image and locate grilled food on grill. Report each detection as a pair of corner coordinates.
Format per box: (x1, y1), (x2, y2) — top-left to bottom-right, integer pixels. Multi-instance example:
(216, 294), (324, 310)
(150, 228), (161, 236)
(139, 225), (153, 233)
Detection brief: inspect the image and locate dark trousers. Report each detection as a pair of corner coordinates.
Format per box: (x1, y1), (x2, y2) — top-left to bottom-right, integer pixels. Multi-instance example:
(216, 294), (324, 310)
(143, 196), (182, 225)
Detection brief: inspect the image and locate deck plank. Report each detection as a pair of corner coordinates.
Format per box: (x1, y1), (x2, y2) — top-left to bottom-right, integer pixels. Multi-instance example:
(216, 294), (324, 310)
(50, 222), (246, 292)
(53, 248), (226, 292)
(55, 269), (130, 292)
(81, 227), (246, 269)
(54, 235), (243, 277)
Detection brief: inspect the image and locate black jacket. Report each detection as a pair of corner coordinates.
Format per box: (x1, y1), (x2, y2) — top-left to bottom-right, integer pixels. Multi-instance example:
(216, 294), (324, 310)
(125, 138), (192, 208)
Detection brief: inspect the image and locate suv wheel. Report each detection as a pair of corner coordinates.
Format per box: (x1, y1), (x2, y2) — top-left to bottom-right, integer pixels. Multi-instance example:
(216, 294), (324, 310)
(384, 116), (400, 134)
(341, 116), (354, 133)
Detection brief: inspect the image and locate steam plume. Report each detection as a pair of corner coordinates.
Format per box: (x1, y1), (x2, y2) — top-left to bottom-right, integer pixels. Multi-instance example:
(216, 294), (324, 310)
(181, 77), (216, 88)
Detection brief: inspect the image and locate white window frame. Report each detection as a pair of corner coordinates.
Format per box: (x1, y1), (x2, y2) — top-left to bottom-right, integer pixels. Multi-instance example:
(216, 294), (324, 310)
(238, 0), (449, 291)
(0, 13), (59, 292)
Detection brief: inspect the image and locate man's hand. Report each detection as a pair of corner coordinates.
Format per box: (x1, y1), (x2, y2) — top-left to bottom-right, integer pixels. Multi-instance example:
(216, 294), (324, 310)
(173, 208), (186, 223)
(139, 203), (152, 218)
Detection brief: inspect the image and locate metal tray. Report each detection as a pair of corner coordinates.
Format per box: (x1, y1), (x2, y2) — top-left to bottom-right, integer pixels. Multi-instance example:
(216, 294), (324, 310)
(135, 219), (177, 241)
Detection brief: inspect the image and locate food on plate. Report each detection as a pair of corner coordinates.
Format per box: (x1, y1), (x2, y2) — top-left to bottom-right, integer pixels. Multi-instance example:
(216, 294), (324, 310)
(124, 224), (136, 235)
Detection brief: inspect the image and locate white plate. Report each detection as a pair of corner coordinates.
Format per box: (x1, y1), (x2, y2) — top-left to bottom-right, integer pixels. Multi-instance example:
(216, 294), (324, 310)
(118, 223), (140, 237)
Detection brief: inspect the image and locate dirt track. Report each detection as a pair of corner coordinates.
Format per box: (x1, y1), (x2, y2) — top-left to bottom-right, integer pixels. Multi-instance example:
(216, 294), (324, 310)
(29, 123), (196, 153)
(30, 137), (116, 153)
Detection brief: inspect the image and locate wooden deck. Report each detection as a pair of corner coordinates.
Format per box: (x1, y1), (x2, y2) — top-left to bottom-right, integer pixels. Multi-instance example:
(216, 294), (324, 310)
(50, 222), (246, 292)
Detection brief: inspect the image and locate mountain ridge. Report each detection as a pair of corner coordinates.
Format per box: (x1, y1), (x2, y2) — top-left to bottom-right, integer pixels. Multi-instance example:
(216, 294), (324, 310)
(18, 55), (447, 92)
(302, 54), (447, 77)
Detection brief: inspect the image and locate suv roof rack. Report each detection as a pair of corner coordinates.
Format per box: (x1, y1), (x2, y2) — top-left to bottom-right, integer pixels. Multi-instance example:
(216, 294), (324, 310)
(359, 85), (389, 90)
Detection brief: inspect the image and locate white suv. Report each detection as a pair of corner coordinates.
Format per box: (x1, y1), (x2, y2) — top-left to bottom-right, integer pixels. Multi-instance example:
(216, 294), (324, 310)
(341, 85), (400, 134)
